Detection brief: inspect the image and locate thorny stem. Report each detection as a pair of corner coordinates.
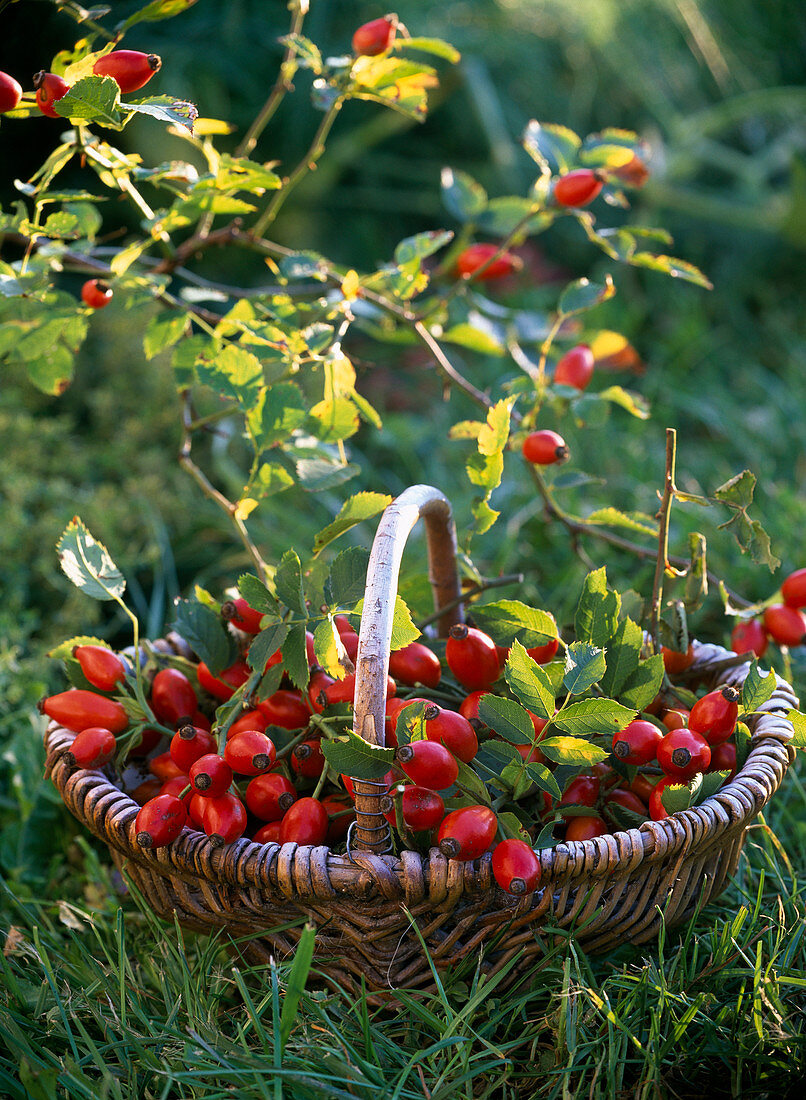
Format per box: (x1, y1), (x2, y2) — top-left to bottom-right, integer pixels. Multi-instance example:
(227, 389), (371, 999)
(178, 390), (270, 583)
(650, 428), (678, 652)
(235, 0), (310, 158)
(252, 94), (346, 237)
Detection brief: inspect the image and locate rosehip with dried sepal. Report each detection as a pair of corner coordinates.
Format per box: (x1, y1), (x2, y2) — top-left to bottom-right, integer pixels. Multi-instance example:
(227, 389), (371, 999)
(135, 794), (187, 850)
(553, 169), (604, 207)
(34, 71), (70, 117)
(521, 429), (569, 466)
(169, 725), (217, 773)
(223, 730), (276, 776)
(394, 740), (458, 790)
(65, 726), (116, 769)
(189, 753), (233, 798)
(611, 719), (663, 766)
(290, 738), (326, 779)
(445, 624), (500, 691)
(81, 279), (113, 309)
(92, 50), (162, 94)
(423, 704), (478, 763)
(657, 727), (711, 781)
(437, 805), (497, 861)
(688, 686), (740, 745)
(492, 838), (541, 895)
(72, 644), (126, 691)
(245, 772), (297, 822)
(203, 792), (247, 847)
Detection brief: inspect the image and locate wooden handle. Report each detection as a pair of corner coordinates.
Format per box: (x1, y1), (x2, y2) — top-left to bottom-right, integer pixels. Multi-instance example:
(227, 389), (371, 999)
(350, 485), (463, 853)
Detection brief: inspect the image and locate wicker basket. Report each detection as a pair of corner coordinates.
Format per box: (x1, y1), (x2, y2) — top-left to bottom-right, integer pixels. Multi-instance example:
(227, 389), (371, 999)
(44, 485), (798, 997)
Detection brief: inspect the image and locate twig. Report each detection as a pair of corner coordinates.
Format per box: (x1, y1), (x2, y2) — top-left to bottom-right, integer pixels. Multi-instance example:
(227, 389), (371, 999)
(152, 220), (243, 275)
(650, 428), (678, 650)
(416, 573), (523, 631)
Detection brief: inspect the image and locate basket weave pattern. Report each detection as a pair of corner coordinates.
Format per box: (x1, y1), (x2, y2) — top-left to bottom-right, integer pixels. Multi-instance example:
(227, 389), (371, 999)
(44, 488), (798, 995)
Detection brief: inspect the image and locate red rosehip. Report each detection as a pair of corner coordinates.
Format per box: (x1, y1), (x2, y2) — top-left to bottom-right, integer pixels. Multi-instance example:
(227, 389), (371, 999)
(252, 820), (282, 845)
(708, 740), (737, 780)
(559, 773), (600, 817)
(135, 794), (187, 850)
(226, 709), (268, 739)
(554, 344), (595, 391)
(454, 243), (519, 282)
(149, 751), (186, 783)
(197, 659), (251, 702)
(553, 169), (603, 208)
(388, 641), (442, 689)
(169, 724), (217, 773)
(258, 690), (311, 730)
(782, 568), (806, 610)
(657, 727), (711, 781)
(382, 786), (445, 832)
(423, 705), (478, 764)
(521, 429), (569, 466)
(565, 815), (609, 842)
(279, 797), (329, 845)
(222, 596), (265, 634)
(604, 787), (647, 817)
(0, 71), (23, 114)
(290, 738), (326, 779)
(65, 726), (116, 769)
(492, 838), (541, 895)
(34, 71), (70, 117)
(394, 740), (458, 790)
(445, 624), (500, 691)
(661, 644), (695, 674)
(730, 619), (768, 659)
(437, 805), (498, 861)
(203, 792), (247, 847)
(72, 644), (126, 691)
(224, 730), (276, 776)
(661, 708), (690, 732)
(80, 279), (113, 309)
(189, 753), (233, 798)
(763, 604), (806, 648)
(688, 686), (740, 745)
(352, 15), (397, 56)
(40, 689), (129, 735)
(245, 772), (297, 822)
(612, 719), (663, 766)
(92, 50), (161, 94)
(150, 668), (198, 728)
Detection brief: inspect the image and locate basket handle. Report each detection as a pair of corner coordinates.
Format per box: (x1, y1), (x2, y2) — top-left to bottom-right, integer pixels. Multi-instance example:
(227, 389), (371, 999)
(350, 485), (463, 853)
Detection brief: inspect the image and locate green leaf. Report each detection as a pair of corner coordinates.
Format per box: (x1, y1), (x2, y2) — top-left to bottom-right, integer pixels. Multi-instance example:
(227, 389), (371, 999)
(477, 397), (514, 456)
(313, 492), (392, 554)
(455, 759), (492, 804)
(741, 661), (777, 713)
(247, 623), (290, 674)
(552, 698), (636, 737)
(55, 76), (123, 127)
(122, 96), (199, 132)
(584, 507), (656, 537)
(660, 781), (693, 815)
(470, 600), (557, 648)
(119, 0), (199, 31)
(398, 36), (461, 62)
(280, 923), (316, 1053)
(296, 457), (361, 492)
(475, 196), (550, 236)
(353, 595), (419, 652)
(442, 320), (506, 356)
(327, 546), (370, 607)
(504, 640), (555, 720)
(735, 721), (752, 768)
(313, 618), (348, 679)
(785, 710), (806, 749)
(600, 618), (642, 697)
(629, 252), (713, 289)
(692, 771), (730, 805)
(558, 276), (616, 317)
(522, 120), (581, 174)
(440, 167), (487, 221)
(195, 344), (263, 405)
(143, 310), (188, 360)
(237, 574), (281, 617)
(275, 550), (306, 614)
(477, 696), (534, 746)
(23, 349), (75, 395)
(394, 229), (453, 266)
(562, 642), (606, 694)
(619, 654), (665, 711)
(173, 599), (232, 674)
(575, 567), (620, 646)
(246, 383), (307, 451)
(539, 737), (608, 767)
(281, 623), (309, 691)
(320, 730), (396, 782)
(598, 385), (651, 420)
(56, 517), (125, 602)
(714, 470), (756, 510)
(685, 532), (708, 611)
(466, 450), (504, 491)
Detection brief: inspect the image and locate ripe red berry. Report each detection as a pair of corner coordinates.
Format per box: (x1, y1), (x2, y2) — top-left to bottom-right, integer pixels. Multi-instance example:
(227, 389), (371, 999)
(781, 568), (806, 610)
(92, 50), (162, 94)
(290, 738), (326, 779)
(688, 686), (740, 745)
(197, 659), (251, 702)
(554, 344), (595, 391)
(648, 776), (677, 821)
(222, 596), (265, 634)
(382, 786), (445, 832)
(135, 794), (187, 850)
(72, 644), (126, 691)
(763, 604), (806, 648)
(202, 792), (247, 847)
(564, 815), (609, 842)
(604, 787), (647, 817)
(661, 644), (695, 674)
(445, 624), (500, 691)
(65, 726), (116, 769)
(661, 708), (690, 731)
(150, 668), (198, 727)
(169, 725), (217, 773)
(395, 740), (458, 790)
(189, 753), (233, 798)
(0, 71), (23, 114)
(612, 153), (650, 188)
(521, 429), (569, 466)
(553, 169), (604, 208)
(245, 772), (297, 821)
(279, 797), (329, 845)
(612, 719), (663, 766)
(149, 751), (186, 783)
(40, 688), (129, 735)
(80, 279), (113, 309)
(559, 773), (600, 817)
(159, 775), (192, 800)
(491, 838), (541, 895)
(437, 805), (498, 861)
(424, 705), (478, 763)
(322, 795), (354, 844)
(34, 71), (70, 117)
(730, 619), (768, 659)
(657, 727), (711, 781)
(226, 709), (268, 739)
(132, 777), (162, 805)
(629, 772), (657, 804)
(454, 242), (519, 282)
(388, 641), (442, 689)
(352, 15), (396, 56)
(708, 740), (737, 780)
(253, 820), (282, 845)
(258, 689), (311, 730)
(224, 730), (276, 776)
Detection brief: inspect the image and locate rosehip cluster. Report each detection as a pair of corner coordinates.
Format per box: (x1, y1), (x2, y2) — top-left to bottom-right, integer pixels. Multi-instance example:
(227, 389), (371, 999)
(729, 566), (806, 658)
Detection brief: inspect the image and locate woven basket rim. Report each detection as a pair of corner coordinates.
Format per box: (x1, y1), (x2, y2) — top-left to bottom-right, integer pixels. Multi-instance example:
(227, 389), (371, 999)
(44, 639), (797, 904)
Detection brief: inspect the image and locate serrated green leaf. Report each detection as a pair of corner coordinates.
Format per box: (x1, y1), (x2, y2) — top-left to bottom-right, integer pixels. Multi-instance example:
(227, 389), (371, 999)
(442, 320), (506, 356)
(119, 0), (199, 31)
(143, 310), (187, 360)
(296, 457), (360, 492)
(693, 770), (730, 804)
(196, 344), (263, 405)
(247, 623), (289, 674)
(352, 595), (419, 652)
(237, 574), (280, 617)
(475, 196), (550, 236)
(320, 730), (396, 782)
(477, 695), (534, 745)
(440, 167), (487, 221)
(327, 546), (370, 607)
(497, 811), (532, 844)
(477, 397), (514, 457)
(619, 654), (665, 711)
(313, 492), (392, 554)
(55, 76), (122, 127)
(275, 550), (306, 614)
(785, 710), (806, 748)
(246, 383), (308, 451)
(525, 761), (562, 799)
(714, 469), (756, 509)
(563, 642), (606, 694)
(741, 661), (777, 712)
(558, 276), (615, 317)
(552, 698), (636, 737)
(56, 517), (125, 601)
(735, 721), (753, 767)
(122, 96), (199, 132)
(539, 737), (608, 766)
(455, 759), (492, 804)
(660, 781), (693, 815)
(470, 600), (557, 648)
(173, 598), (232, 674)
(575, 567), (620, 646)
(466, 450), (503, 491)
(600, 618), (642, 697)
(504, 640), (555, 719)
(281, 622), (309, 691)
(585, 507), (656, 538)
